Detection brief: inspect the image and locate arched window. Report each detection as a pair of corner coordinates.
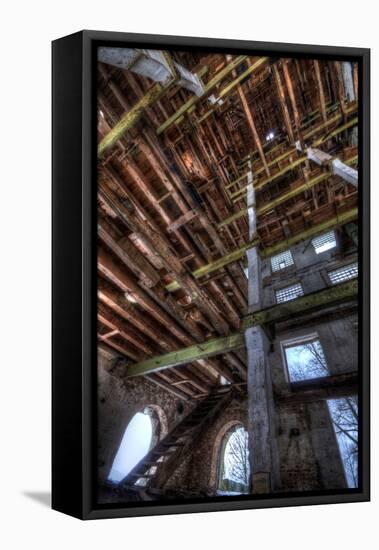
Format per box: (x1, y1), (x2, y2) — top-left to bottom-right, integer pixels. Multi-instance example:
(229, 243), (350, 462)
(108, 409), (154, 483)
(217, 425), (250, 495)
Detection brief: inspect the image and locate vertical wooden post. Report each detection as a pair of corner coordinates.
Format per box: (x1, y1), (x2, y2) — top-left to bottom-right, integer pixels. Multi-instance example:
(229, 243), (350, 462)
(244, 167), (281, 493)
(283, 60), (305, 150)
(273, 63), (295, 144)
(314, 60), (327, 123)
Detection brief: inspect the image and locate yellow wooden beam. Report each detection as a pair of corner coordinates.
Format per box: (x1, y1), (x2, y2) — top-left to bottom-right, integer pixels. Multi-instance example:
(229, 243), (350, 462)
(165, 207), (358, 289)
(242, 279), (358, 328)
(218, 154), (358, 229)
(128, 281), (358, 375)
(98, 83), (163, 157)
(126, 333), (245, 377)
(197, 57), (269, 124)
(156, 55), (248, 134)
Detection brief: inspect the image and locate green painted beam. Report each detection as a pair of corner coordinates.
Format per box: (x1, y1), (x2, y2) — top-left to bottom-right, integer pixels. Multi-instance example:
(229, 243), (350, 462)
(218, 155), (358, 229)
(313, 117), (358, 146)
(225, 105), (358, 194)
(126, 333), (245, 377)
(128, 280), (358, 376)
(229, 117), (358, 203)
(156, 55), (248, 135)
(242, 279), (358, 329)
(199, 208), (357, 277)
(231, 155), (308, 202)
(190, 242), (257, 279)
(165, 207), (358, 290)
(226, 147), (300, 191)
(98, 83), (163, 157)
(260, 207), (358, 259)
(220, 172), (329, 230)
(197, 57), (269, 124)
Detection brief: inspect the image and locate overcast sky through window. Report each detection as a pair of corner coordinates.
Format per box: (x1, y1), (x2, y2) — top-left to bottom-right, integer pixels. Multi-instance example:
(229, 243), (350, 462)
(108, 412), (153, 483)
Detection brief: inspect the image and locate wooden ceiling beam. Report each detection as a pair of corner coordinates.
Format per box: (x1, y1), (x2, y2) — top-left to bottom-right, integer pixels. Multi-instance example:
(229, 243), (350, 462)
(218, 153), (357, 229)
(126, 280), (357, 377)
(276, 372), (358, 406)
(237, 76), (270, 177)
(229, 117), (358, 203)
(126, 333), (245, 378)
(186, 207), (358, 280)
(98, 247), (196, 345)
(157, 55), (248, 134)
(98, 284), (180, 352)
(273, 63), (295, 144)
(283, 60), (304, 150)
(314, 60), (328, 123)
(98, 83), (163, 157)
(98, 302), (155, 356)
(99, 183), (231, 335)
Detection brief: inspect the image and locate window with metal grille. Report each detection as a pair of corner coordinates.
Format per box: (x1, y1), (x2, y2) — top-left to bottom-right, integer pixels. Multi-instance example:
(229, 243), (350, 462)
(328, 262), (358, 284)
(270, 249), (294, 272)
(275, 282), (304, 304)
(311, 230), (337, 254)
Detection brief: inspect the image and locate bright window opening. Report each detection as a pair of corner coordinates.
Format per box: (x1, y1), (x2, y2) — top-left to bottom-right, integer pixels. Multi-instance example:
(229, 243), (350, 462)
(271, 250), (294, 272)
(328, 262), (358, 285)
(328, 397), (358, 488)
(283, 337), (328, 382)
(275, 282), (303, 304)
(218, 426), (250, 495)
(312, 230), (337, 254)
(108, 411), (153, 483)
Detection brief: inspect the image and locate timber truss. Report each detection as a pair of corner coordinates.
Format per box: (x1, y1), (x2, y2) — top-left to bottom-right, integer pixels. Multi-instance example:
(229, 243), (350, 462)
(97, 48), (359, 401)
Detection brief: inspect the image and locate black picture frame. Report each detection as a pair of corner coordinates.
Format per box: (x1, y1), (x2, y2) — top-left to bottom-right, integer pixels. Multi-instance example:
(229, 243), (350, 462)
(52, 30), (370, 520)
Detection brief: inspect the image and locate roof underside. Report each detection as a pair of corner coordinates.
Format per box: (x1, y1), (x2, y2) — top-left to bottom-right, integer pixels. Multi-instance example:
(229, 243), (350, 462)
(97, 49), (358, 401)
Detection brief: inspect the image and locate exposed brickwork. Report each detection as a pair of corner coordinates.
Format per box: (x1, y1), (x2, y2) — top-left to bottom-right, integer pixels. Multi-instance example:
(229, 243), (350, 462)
(97, 349), (192, 490)
(98, 309), (354, 500)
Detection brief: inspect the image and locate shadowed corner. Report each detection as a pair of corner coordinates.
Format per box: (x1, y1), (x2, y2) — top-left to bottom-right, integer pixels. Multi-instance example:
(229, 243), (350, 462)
(22, 491), (51, 508)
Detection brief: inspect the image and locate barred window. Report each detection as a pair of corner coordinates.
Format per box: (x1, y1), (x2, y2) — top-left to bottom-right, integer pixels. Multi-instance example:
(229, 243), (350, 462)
(270, 249), (294, 272)
(275, 283), (304, 304)
(312, 230), (337, 254)
(328, 262), (358, 285)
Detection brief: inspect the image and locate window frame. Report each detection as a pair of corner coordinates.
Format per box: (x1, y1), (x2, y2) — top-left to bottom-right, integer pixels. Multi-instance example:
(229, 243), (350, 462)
(270, 249), (295, 273)
(328, 262), (358, 285)
(275, 281), (304, 304)
(217, 424), (250, 495)
(311, 230), (337, 255)
(280, 332), (328, 384)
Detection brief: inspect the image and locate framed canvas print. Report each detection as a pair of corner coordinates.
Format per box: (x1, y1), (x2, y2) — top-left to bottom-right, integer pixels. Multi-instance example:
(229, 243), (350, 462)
(52, 30), (370, 520)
